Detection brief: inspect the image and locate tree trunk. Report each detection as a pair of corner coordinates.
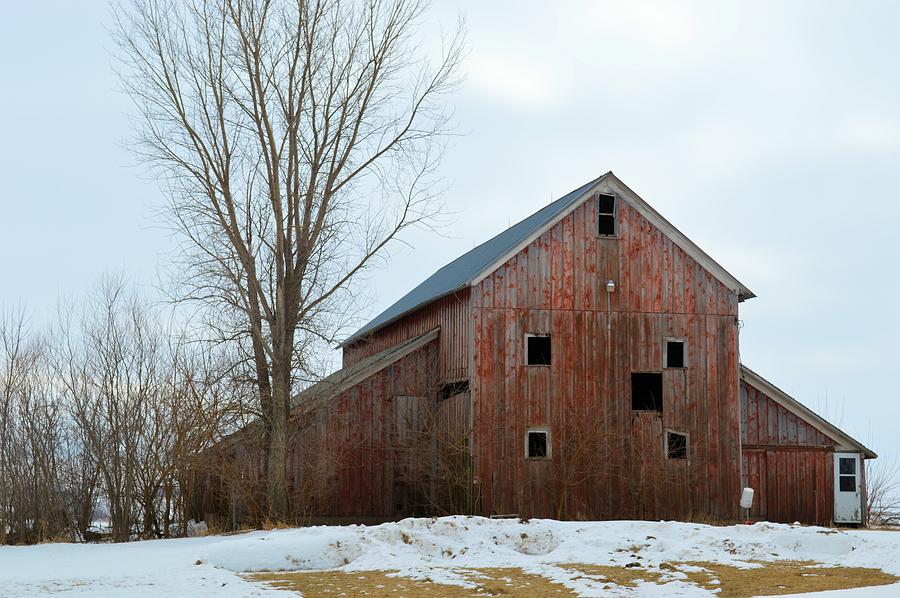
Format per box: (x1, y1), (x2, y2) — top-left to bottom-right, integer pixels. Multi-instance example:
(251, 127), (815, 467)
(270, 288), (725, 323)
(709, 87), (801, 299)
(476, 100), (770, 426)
(266, 361), (291, 521)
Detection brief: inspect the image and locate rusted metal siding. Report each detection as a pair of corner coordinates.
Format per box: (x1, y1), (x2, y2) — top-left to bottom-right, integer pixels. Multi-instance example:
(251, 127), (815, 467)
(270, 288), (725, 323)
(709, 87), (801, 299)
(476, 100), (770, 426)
(343, 290), (470, 382)
(471, 197), (742, 520)
(740, 379), (837, 524)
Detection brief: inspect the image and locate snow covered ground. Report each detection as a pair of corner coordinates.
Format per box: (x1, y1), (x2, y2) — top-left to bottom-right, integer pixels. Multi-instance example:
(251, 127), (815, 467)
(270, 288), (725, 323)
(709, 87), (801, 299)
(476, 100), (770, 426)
(1, 517), (899, 596)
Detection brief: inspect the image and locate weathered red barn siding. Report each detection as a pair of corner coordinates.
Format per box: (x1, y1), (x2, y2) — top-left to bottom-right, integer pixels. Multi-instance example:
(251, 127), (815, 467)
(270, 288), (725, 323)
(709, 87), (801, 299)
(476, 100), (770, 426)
(343, 290), (470, 382)
(471, 196), (742, 520)
(740, 380), (836, 524)
(288, 340), (438, 518)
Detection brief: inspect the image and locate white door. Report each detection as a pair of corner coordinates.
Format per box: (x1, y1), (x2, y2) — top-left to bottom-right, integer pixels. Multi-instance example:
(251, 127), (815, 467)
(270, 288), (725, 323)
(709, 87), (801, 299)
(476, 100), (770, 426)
(834, 452), (862, 524)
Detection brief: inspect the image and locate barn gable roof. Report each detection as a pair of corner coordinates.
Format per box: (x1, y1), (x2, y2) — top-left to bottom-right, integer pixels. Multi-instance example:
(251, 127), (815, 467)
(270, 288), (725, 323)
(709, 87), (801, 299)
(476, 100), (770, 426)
(344, 171), (754, 345)
(217, 328), (439, 449)
(294, 328), (438, 411)
(740, 365), (876, 459)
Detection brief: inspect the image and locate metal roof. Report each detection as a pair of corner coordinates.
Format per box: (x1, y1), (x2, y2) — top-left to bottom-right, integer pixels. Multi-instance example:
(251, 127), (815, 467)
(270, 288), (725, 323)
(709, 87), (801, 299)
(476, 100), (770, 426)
(342, 174), (609, 345)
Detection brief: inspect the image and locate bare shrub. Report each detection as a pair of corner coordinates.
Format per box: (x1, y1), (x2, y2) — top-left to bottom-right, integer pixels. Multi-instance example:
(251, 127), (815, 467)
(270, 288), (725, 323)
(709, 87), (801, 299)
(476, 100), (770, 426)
(866, 458), (900, 527)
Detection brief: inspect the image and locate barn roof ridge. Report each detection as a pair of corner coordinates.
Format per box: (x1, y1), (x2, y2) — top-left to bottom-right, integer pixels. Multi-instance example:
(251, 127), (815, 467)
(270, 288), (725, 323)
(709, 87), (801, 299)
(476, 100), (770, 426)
(740, 364), (876, 459)
(343, 172), (754, 345)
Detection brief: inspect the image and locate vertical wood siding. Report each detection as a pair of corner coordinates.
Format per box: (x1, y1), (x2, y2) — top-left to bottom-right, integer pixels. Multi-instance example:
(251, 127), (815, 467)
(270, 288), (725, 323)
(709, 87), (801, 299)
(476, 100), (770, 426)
(740, 380), (837, 524)
(471, 197), (742, 521)
(343, 290), (470, 382)
(208, 189), (859, 527)
(287, 341), (439, 518)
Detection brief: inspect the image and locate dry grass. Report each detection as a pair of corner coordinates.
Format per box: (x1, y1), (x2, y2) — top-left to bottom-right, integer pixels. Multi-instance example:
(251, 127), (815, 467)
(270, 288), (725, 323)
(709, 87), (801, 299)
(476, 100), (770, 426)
(248, 568), (573, 597)
(470, 568), (574, 596)
(676, 560), (898, 597)
(248, 560), (899, 597)
(560, 563), (665, 593)
(261, 519), (298, 531)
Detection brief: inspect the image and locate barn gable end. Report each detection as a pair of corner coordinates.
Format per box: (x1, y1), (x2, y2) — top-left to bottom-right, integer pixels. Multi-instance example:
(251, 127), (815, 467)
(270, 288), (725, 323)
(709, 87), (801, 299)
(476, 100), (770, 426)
(468, 177), (745, 520)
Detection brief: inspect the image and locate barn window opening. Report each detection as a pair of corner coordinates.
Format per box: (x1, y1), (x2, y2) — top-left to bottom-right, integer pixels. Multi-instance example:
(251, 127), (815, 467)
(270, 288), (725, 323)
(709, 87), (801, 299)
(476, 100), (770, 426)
(839, 457), (856, 492)
(632, 372), (663, 411)
(526, 334), (551, 365)
(439, 380), (469, 401)
(526, 429), (549, 459)
(665, 339), (686, 368)
(598, 193), (616, 236)
(666, 430), (688, 459)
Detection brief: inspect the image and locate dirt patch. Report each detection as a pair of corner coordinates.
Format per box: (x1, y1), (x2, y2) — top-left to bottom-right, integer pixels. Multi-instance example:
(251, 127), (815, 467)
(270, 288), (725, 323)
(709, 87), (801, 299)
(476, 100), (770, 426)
(676, 560), (898, 597)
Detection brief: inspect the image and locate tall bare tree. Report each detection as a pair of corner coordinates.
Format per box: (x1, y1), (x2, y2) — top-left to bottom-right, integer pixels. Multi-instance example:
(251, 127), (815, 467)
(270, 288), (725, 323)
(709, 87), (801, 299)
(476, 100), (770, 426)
(114, 0), (462, 518)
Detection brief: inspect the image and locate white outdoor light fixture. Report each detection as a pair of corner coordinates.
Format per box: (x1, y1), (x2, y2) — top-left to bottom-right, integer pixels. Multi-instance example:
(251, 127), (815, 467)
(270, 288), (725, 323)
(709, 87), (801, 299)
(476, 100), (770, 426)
(740, 487), (755, 524)
(606, 280), (615, 330)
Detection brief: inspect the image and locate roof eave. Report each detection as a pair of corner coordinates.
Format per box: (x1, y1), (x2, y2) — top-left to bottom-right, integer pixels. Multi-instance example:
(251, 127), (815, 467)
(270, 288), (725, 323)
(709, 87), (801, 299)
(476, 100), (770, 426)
(338, 288), (465, 348)
(740, 365), (876, 459)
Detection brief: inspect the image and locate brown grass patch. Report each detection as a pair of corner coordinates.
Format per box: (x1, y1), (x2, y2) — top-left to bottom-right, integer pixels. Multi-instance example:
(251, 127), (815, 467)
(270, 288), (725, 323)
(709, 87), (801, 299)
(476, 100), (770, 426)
(260, 519), (297, 531)
(248, 568), (574, 597)
(561, 563), (664, 589)
(676, 560), (898, 597)
(248, 560), (898, 597)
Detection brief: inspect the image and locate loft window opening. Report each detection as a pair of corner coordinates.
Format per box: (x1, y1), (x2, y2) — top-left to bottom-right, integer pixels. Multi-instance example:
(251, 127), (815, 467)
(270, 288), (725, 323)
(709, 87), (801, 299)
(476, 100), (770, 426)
(666, 430), (688, 460)
(526, 429), (550, 459)
(632, 372), (663, 411)
(526, 334), (551, 366)
(665, 339), (686, 369)
(438, 380), (469, 401)
(598, 193), (616, 236)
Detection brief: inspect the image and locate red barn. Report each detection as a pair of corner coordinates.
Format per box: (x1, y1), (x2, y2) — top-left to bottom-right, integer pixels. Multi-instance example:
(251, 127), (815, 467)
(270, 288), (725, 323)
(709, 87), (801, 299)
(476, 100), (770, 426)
(209, 172), (874, 526)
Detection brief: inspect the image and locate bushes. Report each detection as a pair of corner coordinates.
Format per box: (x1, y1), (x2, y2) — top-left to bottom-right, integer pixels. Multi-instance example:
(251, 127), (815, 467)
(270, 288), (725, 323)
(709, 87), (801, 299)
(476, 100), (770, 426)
(0, 277), (248, 544)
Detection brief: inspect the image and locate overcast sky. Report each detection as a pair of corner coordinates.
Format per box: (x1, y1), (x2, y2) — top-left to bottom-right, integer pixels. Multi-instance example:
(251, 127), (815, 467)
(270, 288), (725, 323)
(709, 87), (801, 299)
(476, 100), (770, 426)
(2, 1), (898, 463)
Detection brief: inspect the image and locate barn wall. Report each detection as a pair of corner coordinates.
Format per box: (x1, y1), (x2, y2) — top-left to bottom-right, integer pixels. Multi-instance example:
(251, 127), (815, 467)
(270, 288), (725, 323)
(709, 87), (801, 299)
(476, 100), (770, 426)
(287, 340), (440, 519)
(740, 380), (837, 524)
(198, 336), (477, 526)
(343, 290), (470, 382)
(471, 196), (742, 521)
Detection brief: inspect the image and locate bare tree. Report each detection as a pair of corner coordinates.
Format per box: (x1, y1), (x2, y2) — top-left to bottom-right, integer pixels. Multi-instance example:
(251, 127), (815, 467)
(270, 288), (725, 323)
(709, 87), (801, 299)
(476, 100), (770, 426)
(866, 457), (900, 527)
(0, 311), (64, 544)
(54, 278), (163, 541)
(113, 0), (463, 520)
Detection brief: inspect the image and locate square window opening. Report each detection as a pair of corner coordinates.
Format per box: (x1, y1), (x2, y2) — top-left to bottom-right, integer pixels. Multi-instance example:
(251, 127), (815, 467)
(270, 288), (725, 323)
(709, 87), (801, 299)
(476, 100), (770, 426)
(526, 334), (551, 366)
(666, 431), (688, 460)
(598, 215), (615, 236)
(526, 430), (549, 459)
(839, 475), (856, 492)
(632, 372), (663, 411)
(665, 340), (685, 368)
(439, 380), (469, 401)
(839, 457), (856, 475)
(598, 193), (615, 214)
